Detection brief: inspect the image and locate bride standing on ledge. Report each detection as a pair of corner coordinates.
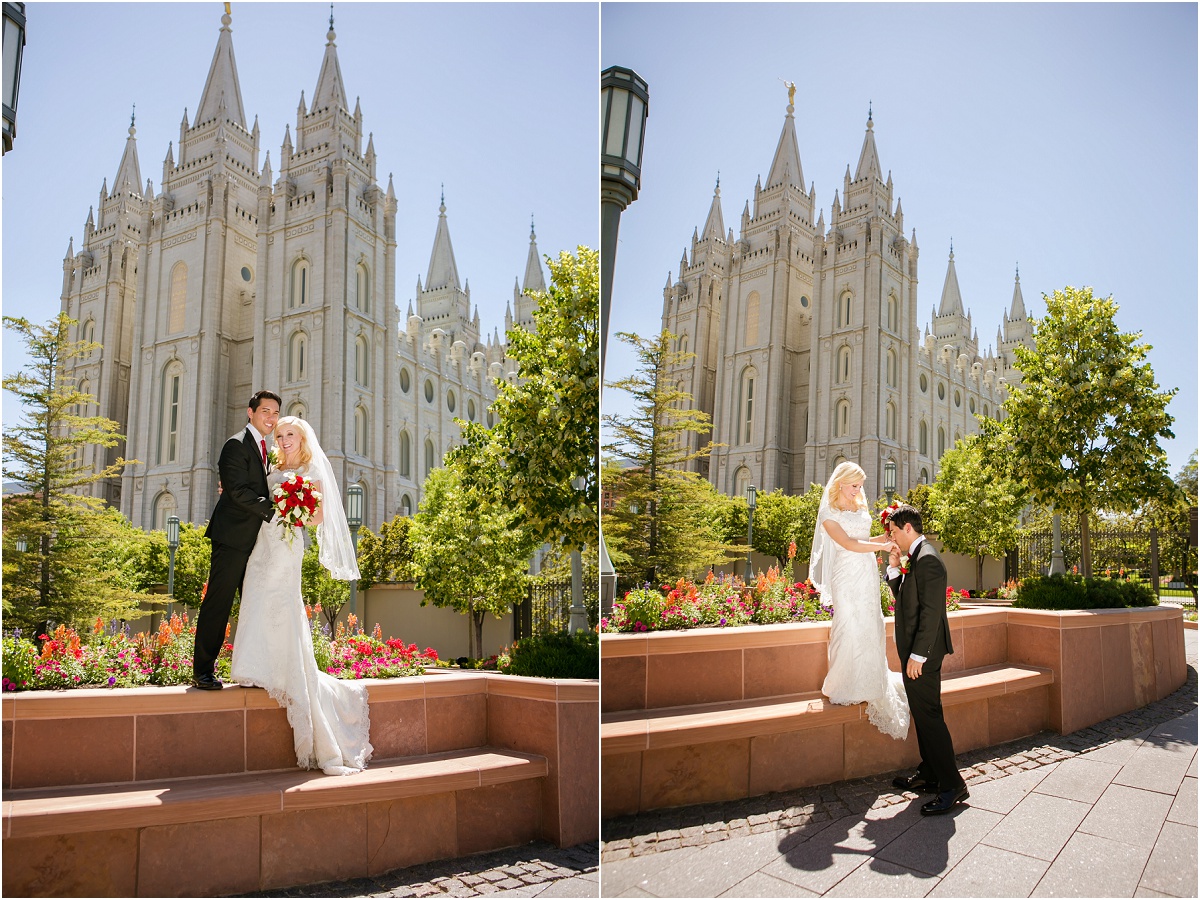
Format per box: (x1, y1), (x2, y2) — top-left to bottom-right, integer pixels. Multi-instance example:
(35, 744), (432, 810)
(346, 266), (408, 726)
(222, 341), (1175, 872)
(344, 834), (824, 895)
(231, 416), (373, 776)
(809, 461), (910, 740)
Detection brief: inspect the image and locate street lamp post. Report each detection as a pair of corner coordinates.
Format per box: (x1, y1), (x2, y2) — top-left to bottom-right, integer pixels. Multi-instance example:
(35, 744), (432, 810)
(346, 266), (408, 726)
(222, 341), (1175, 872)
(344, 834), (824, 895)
(600, 65), (649, 625)
(568, 476), (590, 633)
(600, 65), (649, 377)
(745, 485), (757, 582)
(166, 515), (180, 620)
(884, 459), (897, 504)
(15, 537), (27, 553)
(2, 2), (26, 155)
(345, 485), (364, 619)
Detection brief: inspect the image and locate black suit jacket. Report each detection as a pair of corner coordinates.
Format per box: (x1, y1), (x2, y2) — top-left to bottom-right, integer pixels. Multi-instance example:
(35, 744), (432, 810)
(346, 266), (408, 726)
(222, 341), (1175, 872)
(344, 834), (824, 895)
(204, 429), (275, 553)
(888, 539), (953, 665)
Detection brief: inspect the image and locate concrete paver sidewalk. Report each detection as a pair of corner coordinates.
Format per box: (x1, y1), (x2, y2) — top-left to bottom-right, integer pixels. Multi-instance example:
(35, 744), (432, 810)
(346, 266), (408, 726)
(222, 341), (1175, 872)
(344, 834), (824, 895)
(601, 631), (1197, 898)
(234, 841), (599, 898)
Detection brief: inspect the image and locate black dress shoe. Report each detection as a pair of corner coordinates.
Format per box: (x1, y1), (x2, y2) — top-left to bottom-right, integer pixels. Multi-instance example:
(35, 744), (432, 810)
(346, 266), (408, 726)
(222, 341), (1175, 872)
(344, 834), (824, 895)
(892, 773), (940, 793)
(921, 786), (969, 815)
(192, 673), (223, 690)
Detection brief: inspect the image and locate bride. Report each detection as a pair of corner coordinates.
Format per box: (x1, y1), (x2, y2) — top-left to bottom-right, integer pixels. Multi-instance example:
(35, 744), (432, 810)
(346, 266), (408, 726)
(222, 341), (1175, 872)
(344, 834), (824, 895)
(809, 461), (910, 740)
(231, 416), (373, 775)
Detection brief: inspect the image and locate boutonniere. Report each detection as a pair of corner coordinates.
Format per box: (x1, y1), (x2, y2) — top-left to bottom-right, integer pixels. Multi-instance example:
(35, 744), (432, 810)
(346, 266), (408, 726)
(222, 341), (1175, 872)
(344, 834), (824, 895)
(266, 446), (283, 468)
(899, 555), (910, 575)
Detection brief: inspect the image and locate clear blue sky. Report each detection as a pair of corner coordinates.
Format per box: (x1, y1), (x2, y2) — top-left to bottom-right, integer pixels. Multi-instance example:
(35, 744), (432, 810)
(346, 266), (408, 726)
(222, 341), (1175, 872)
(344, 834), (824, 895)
(601, 2), (1197, 480)
(2, 2), (597, 430)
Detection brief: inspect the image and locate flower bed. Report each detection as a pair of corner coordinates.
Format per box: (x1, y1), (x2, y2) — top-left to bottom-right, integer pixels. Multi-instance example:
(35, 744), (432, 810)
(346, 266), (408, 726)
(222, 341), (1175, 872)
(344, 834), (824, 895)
(601, 567), (963, 634)
(1, 607), (439, 692)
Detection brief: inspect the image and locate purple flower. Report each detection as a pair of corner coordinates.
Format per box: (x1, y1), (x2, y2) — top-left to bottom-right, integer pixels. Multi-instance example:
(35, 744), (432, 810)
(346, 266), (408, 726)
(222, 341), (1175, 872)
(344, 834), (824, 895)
(719, 617), (727, 626)
(108, 676), (116, 686)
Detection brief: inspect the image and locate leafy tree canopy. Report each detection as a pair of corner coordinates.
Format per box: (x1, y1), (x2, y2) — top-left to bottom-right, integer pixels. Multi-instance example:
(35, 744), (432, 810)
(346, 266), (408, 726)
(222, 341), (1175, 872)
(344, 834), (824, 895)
(465, 246), (598, 550)
(987, 286), (1176, 574)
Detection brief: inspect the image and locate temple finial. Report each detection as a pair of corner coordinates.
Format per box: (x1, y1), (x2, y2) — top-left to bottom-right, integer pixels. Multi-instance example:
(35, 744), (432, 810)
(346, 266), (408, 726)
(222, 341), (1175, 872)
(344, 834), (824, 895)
(330, 3), (334, 29)
(131, 103), (136, 128)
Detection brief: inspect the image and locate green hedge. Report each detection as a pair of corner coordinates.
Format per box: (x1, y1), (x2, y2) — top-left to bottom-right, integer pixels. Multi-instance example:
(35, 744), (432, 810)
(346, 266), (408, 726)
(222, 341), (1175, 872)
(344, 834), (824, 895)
(1013, 575), (1157, 610)
(502, 630), (598, 679)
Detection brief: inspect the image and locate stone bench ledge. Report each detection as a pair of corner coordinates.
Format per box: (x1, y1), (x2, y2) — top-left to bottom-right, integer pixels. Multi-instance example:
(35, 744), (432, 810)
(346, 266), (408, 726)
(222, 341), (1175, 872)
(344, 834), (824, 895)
(4, 747), (548, 839)
(601, 663), (1055, 754)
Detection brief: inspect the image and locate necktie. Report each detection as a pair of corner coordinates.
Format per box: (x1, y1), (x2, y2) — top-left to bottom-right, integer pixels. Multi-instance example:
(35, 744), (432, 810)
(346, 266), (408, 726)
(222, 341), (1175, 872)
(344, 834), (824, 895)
(261, 439), (267, 466)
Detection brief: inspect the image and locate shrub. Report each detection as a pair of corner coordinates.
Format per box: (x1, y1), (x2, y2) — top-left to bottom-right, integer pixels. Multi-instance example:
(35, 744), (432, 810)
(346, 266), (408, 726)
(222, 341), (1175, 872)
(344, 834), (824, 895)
(501, 630), (598, 679)
(610, 586), (669, 632)
(2, 633), (36, 691)
(1013, 574), (1158, 610)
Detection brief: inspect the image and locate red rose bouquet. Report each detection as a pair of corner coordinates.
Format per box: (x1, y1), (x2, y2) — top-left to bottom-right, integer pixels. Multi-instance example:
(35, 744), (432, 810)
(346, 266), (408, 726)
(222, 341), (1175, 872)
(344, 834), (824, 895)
(272, 472), (322, 545)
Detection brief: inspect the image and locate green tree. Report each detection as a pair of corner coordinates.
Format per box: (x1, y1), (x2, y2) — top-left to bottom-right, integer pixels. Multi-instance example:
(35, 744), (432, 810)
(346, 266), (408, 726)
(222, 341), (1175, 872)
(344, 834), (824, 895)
(411, 449), (535, 658)
(602, 330), (730, 581)
(1177, 450), (1197, 503)
(301, 526), (351, 633)
(462, 246), (599, 551)
(747, 486), (824, 570)
(2, 499), (151, 630)
(356, 515), (417, 589)
(990, 287), (1176, 576)
(602, 457), (734, 582)
(2, 313), (136, 628)
(899, 482), (936, 532)
(130, 521), (212, 609)
(928, 436), (1026, 590)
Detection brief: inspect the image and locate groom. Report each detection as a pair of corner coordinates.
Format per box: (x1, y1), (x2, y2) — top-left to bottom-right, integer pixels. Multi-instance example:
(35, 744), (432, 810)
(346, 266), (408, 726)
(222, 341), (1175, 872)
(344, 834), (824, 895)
(886, 504), (969, 815)
(192, 390), (281, 690)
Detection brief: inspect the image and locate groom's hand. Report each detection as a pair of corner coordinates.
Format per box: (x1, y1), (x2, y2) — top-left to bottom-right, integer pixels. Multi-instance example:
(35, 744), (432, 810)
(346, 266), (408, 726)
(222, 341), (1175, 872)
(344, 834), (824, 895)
(888, 546), (901, 568)
(906, 657), (924, 679)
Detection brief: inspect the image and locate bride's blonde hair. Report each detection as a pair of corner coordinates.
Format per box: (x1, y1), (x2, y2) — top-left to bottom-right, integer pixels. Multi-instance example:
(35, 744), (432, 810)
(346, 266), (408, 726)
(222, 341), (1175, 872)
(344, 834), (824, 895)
(274, 416), (312, 471)
(827, 461), (868, 512)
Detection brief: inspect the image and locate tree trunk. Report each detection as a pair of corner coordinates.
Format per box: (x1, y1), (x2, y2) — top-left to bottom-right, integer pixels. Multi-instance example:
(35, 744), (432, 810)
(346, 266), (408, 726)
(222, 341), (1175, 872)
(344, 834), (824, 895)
(976, 553), (984, 593)
(472, 604), (485, 661)
(1079, 510), (1092, 578)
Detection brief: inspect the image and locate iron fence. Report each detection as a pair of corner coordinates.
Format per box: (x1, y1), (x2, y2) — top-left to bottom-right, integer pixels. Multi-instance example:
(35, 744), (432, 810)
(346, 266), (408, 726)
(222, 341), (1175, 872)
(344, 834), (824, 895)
(512, 569), (599, 641)
(1015, 527), (1196, 602)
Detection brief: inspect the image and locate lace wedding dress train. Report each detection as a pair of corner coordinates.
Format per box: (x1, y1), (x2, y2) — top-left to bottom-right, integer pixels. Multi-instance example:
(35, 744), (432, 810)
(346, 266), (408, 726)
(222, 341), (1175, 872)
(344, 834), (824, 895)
(813, 508), (910, 740)
(231, 470), (373, 775)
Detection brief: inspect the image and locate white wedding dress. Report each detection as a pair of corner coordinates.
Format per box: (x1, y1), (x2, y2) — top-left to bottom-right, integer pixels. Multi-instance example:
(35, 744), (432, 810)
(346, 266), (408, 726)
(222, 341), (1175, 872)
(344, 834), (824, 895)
(231, 468), (373, 775)
(814, 508), (910, 740)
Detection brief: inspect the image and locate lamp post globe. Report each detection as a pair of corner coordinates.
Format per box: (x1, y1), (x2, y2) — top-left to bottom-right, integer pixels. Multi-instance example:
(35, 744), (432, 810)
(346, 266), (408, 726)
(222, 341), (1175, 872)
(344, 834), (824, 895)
(600, 65), (648, 378)
(883, 459), (897, 504)
(2, 2), (26, 155)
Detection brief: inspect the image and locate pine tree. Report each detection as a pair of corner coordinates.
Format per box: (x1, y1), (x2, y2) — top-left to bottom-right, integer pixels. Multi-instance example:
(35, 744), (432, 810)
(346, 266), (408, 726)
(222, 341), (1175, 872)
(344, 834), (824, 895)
(2, 313), (139, 629)
(602, 330), (732, 581)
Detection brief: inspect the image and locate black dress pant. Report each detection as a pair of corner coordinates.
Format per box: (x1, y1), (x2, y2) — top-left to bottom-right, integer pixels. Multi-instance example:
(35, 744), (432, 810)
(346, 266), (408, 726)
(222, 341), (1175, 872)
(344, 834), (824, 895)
(902, 659), (966, 791)
(193, 541), (252, 676)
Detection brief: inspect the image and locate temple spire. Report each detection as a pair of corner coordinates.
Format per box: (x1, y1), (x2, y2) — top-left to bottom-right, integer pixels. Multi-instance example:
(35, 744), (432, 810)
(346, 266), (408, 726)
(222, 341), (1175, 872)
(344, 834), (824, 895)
(523, 216), (546, 293)
(766, 86), (805, 191)
(1009, 265), (1027, 320)
(113, 108), (143, 193)
(425, 193), (461, 291)
(938, 244), (965, 317)
(702, 175), (724, 239)
(196, 6), (247, 127)
(854, 105), (881, 181)
(312, 6), (349, 112)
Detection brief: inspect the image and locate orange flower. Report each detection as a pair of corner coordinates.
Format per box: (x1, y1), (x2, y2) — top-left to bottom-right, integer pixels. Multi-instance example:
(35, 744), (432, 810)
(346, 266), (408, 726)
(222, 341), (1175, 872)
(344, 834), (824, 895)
(788, 540), (797, 561)
(93, 616), (105, 635)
